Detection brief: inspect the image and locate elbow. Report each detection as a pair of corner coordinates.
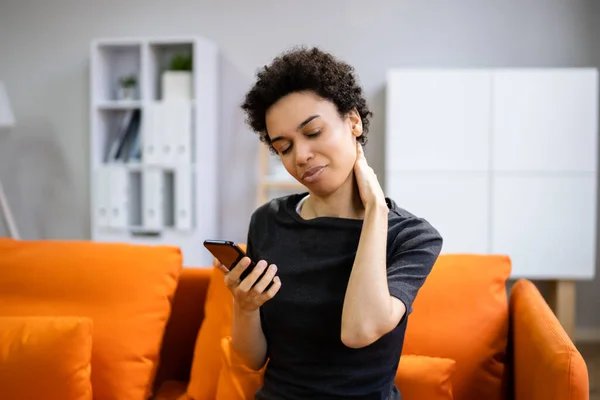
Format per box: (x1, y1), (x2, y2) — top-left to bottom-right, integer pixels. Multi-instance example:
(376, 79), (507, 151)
(340, 298), (407, 349)
(341, 313), (405, 349)
(341, 326), (382, 349)
(247, 360), (266, 371)
(231, 342), (266, 371)
(242, 353), (268, 372)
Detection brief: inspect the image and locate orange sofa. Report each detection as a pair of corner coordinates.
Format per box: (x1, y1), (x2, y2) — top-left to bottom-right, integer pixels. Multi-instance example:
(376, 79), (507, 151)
(0, 239), (589, 400)
(153, 255), (590, 400)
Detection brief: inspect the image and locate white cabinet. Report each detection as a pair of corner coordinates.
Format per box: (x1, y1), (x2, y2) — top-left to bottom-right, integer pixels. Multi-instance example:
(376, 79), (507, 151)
(386, 70), (491, 172)
(491, 175), (596, 279)
(492, 70), (597, 173)
(386, 68), (598, 280)
(387, 172), (490, 254)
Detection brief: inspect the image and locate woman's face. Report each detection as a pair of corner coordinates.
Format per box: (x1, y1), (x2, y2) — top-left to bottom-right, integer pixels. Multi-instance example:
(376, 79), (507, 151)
(265, 91), (362, 196)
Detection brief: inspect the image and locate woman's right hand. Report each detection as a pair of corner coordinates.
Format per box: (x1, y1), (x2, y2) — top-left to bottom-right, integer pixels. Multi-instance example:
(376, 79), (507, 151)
(213, 257), (281, 313)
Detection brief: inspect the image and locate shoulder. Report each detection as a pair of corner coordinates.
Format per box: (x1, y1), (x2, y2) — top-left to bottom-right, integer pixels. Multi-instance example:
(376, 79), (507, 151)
(385, 197), (443, 254)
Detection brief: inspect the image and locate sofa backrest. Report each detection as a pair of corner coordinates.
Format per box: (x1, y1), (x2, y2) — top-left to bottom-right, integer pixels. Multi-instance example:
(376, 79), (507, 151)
(153, 267), (212, 392)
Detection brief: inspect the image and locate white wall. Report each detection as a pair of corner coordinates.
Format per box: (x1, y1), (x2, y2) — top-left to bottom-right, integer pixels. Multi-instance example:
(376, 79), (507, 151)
(0, 0), (599, 331)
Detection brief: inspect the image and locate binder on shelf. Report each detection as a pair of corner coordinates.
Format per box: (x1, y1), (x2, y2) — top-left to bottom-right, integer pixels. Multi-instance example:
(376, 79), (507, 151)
(94, 166), (129, 229)
(108, 166), (129, 229)
(143, 101), (193, 165)
(175, 166), (194, 230)
(143, 103), (163, 164)
(94, 168), (111, 228)
(165, 101), (193, 164)
(142, 168), (164, 231)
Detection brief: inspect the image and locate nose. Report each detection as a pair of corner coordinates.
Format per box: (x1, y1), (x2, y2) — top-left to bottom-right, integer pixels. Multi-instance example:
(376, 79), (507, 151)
(294, 140), (313, 166)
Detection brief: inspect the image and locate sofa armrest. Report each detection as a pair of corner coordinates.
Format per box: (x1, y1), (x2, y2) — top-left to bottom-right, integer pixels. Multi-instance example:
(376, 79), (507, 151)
(509, 279), (588, 400)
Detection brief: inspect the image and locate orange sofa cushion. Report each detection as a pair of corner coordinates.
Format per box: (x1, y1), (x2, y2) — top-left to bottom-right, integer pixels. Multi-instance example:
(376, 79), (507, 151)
(0, 239), (182, 400)
(402, 254), (511, 400)
(0, 316), (93, 400)
(215, 336), (455, 400)
(510, 279), (589, 400)
(395, 355), (456, 400)
(186, 251), (240, 399)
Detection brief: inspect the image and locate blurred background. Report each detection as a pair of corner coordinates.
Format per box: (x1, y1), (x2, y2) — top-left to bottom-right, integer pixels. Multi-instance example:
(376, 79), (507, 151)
(0, 0), (598, 354)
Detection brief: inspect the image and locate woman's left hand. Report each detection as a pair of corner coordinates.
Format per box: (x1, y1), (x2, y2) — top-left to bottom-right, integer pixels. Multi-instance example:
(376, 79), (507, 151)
(354, 142), (387, 211)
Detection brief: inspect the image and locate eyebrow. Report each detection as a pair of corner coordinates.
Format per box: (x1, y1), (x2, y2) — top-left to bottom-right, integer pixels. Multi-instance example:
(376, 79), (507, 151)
(270, 115), (320, 143)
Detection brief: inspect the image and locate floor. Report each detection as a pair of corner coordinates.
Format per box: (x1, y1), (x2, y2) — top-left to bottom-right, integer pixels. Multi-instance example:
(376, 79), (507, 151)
(579, 342), (600, 399)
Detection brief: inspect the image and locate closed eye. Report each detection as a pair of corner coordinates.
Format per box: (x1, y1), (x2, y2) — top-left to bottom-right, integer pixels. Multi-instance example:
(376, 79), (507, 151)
(279, 130), (322, 155)
(280, 144), (292, 155)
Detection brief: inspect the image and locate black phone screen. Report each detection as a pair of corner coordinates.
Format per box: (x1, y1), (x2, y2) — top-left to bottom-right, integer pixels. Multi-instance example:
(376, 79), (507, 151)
(202, 239), (273, 289)
(203, 240), (246, 270)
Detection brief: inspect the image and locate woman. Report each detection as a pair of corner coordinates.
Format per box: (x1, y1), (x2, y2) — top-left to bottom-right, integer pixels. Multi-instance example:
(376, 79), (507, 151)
(215, 47), (443, 400)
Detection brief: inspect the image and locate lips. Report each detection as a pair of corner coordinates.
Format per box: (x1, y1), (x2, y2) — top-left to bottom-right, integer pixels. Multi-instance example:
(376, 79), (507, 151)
(301, 166), (326, 183)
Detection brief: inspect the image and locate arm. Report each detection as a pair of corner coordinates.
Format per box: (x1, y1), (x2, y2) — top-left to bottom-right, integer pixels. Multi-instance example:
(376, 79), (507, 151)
(341, 203), (405, 348)
(221, 218), (281, 370)
(231, 302), (268, 371)
(342, 141), (441, 348)
(223, 257), (280, 370)
(225, 258), (280, 370)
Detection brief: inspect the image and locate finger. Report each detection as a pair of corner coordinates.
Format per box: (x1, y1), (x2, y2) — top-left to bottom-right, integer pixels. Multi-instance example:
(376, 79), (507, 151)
(237, 260), (268, 292)
(258, 276), (281, 302)
(356, 143), (366, 161)
(224, 271), (239, 290)
(215, 262), (229, 275)
(227, 257), (252, 281)
(250, 264), (278, 295)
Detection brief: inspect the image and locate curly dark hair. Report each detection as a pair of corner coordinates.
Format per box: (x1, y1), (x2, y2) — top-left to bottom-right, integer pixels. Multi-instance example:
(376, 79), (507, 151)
(241, 46), (372, 153)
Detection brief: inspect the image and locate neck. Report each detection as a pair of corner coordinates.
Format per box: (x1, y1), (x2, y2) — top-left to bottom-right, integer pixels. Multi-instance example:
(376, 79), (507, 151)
(302, 172), (365, 220)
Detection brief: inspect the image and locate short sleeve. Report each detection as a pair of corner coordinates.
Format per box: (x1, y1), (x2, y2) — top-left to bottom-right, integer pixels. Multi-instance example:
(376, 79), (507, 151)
(387, 217), (443, 322)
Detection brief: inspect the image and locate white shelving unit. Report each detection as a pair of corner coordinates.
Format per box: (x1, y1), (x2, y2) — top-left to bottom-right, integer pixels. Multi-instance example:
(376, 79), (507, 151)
(89, 37), (219, 267)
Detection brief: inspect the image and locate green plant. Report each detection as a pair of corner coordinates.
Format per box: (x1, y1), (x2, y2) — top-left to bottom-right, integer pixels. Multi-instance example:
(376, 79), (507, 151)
(119, 75), (137, 88)
(168, 53), (193, 71)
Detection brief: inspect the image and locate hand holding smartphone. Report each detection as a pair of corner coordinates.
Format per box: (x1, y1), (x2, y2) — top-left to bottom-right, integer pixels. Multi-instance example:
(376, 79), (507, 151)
(203, 240), (277, 292)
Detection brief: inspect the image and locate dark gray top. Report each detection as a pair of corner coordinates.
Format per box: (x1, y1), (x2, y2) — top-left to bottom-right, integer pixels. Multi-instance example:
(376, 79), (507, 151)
(246, 193), (443, 400)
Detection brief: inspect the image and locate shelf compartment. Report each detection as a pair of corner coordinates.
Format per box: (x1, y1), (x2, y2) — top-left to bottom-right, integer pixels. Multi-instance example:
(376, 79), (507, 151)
(147, 42), (194, 101)
(94, 108), (142, 165)
(92, 42), (142, 103)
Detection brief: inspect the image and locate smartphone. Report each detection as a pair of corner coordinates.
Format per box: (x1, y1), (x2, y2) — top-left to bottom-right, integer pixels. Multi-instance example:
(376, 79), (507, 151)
(203, 239), (274, 289)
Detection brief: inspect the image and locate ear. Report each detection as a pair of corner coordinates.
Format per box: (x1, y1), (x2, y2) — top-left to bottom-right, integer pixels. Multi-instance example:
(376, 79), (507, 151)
(347, 108), (363, 137)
